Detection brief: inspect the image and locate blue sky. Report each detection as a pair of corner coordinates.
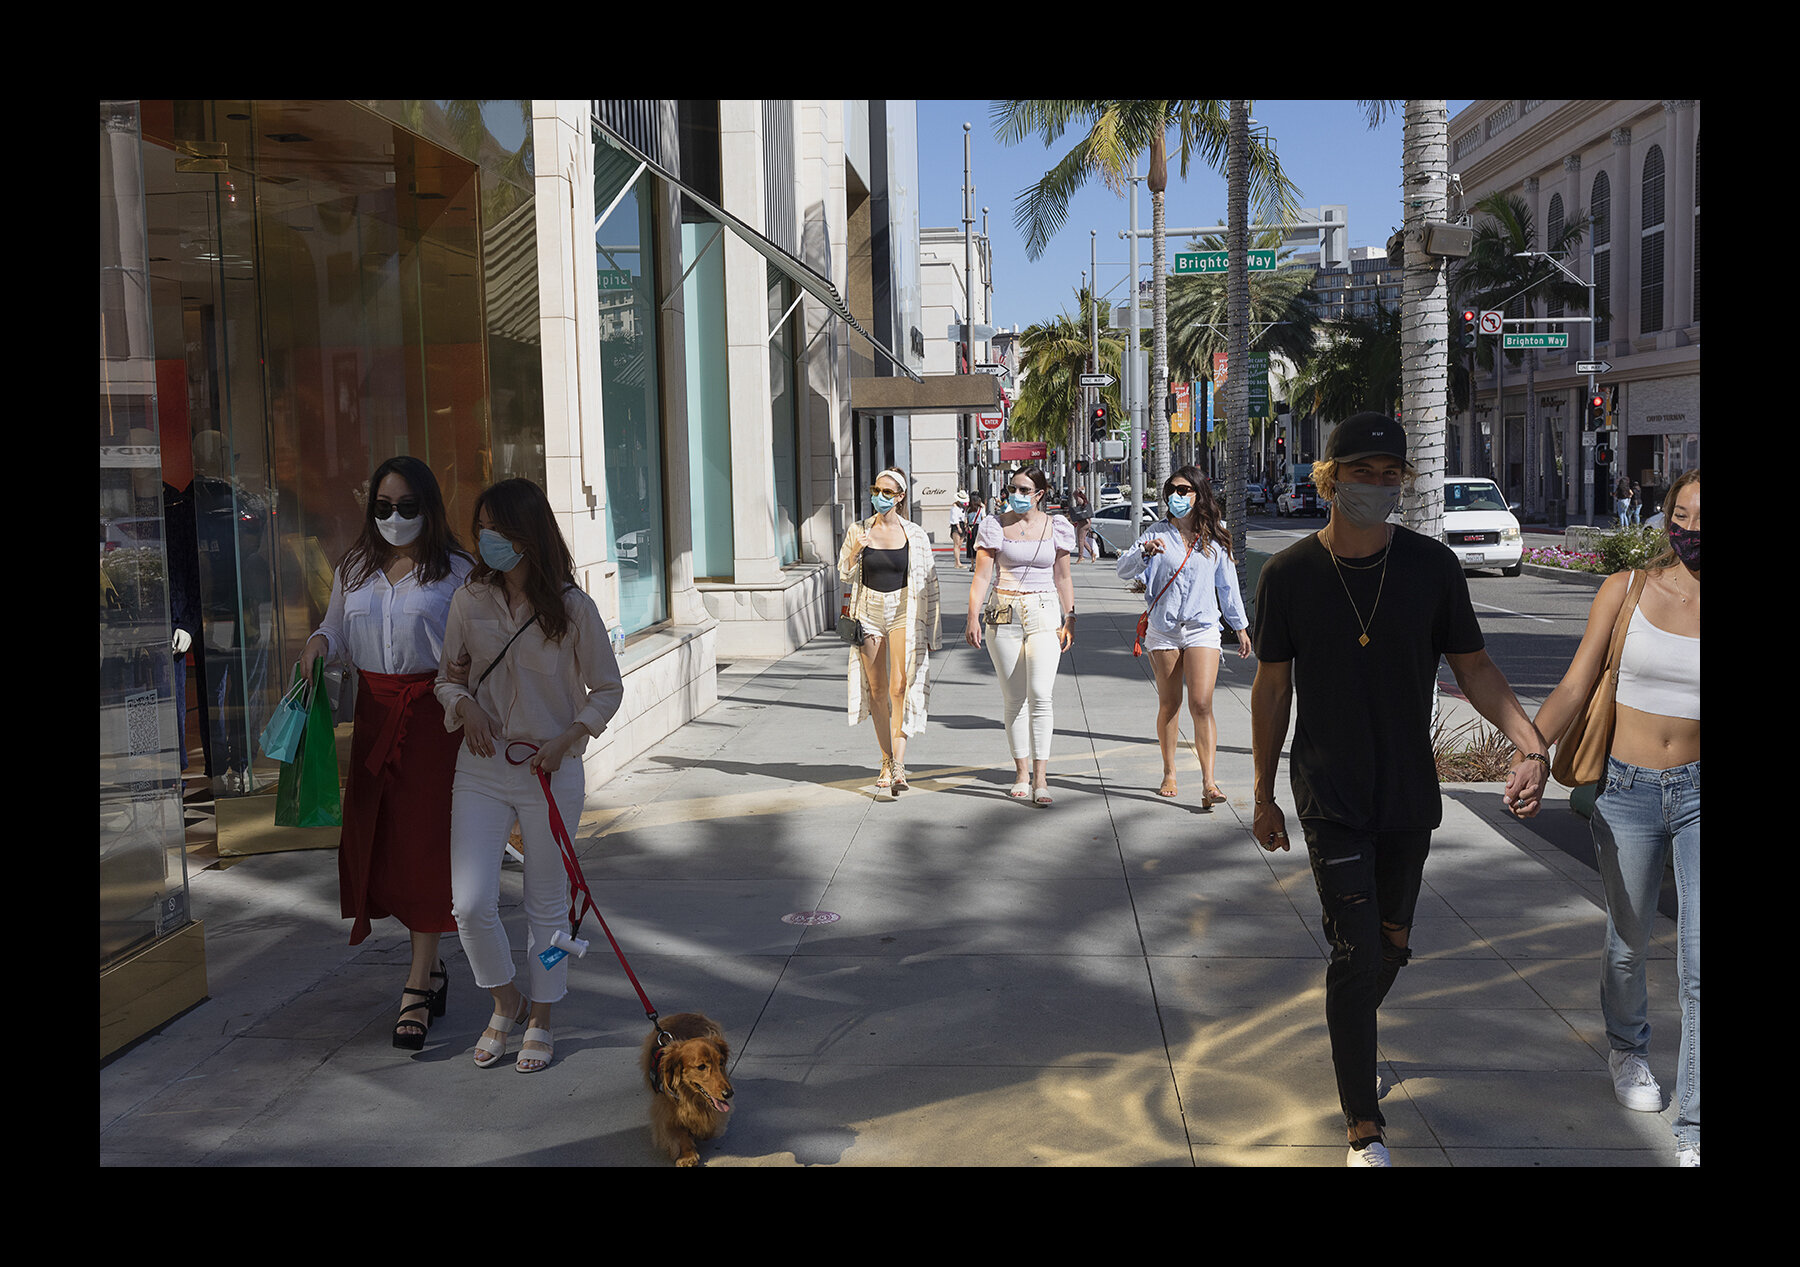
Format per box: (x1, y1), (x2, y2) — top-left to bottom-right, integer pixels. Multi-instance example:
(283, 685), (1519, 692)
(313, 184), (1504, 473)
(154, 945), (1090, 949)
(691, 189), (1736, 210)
(915, 100), (1475, 336)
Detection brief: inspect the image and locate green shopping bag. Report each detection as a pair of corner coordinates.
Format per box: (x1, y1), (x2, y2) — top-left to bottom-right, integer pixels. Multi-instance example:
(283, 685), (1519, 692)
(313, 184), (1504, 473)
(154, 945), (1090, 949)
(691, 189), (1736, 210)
(275, 656), (343, 828)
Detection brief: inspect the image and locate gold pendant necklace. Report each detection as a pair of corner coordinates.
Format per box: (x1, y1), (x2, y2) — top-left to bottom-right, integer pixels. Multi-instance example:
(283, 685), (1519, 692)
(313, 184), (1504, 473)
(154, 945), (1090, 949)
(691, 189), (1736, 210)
(1326, 527), (1391, 647)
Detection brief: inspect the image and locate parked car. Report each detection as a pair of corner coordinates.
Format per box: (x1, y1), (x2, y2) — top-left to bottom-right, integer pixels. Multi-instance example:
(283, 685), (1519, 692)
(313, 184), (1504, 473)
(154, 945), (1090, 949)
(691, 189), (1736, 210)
(1442, 477), (1524, 576)
(1246, 480), (1271, 511)
(1099, 483), (1125, 507)
(1087, 501), (1160, 557)
(1276, 480), (1321, 517)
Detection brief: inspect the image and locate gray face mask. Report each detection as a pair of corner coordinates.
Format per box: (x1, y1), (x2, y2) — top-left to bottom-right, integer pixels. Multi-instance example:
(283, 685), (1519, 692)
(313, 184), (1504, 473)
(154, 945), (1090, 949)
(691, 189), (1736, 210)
(1332, 482), (1402, 528)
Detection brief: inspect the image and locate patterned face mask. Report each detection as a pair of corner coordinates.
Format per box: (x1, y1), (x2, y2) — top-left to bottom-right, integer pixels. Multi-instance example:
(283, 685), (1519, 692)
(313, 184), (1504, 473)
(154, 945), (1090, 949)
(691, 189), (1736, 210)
(1666, 523), (1700, 570)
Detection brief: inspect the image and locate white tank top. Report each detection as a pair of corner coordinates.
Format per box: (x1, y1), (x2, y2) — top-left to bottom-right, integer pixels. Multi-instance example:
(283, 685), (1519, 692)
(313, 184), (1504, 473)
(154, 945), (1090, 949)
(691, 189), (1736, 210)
(1615, 604), (1699, 720)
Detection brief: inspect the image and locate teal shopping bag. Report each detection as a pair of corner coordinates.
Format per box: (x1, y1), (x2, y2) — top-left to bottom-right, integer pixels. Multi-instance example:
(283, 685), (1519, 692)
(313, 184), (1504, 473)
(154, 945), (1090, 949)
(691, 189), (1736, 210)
(258, 664), (310, 765)
(275, 657), (343, 828)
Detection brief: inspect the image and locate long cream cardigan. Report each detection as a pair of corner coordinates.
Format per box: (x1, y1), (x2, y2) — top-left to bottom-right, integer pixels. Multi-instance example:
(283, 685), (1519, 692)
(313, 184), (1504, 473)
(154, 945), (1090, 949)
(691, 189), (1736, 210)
(838, 516), (942, 736)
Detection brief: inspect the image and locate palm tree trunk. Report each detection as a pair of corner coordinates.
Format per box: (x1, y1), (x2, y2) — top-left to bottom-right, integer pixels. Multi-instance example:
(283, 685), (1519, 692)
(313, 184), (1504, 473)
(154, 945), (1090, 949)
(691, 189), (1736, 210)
(1226, 101), (1251, 571)
(1148, 113), (1172, 496)
(1400, 100), (1449, 543)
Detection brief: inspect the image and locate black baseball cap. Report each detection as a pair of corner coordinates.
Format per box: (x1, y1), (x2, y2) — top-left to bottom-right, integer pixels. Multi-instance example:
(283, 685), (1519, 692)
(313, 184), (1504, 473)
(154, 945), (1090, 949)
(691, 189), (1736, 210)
(1325, 412), (1410, 464)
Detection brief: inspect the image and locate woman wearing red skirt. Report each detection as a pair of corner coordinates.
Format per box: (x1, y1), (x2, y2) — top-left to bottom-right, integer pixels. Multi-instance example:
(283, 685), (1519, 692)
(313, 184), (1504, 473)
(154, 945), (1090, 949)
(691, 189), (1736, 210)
(304, 456), (473, 1050)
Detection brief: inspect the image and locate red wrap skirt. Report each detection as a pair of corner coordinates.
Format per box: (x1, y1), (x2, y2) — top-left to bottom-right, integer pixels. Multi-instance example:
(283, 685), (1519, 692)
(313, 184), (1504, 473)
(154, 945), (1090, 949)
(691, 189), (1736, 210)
(339, 668), (460, 944)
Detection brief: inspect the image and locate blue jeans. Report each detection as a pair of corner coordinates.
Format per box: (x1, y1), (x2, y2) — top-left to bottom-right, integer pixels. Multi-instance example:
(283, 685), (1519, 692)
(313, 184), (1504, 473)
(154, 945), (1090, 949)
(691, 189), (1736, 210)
(1592, 755), (1700, 1148)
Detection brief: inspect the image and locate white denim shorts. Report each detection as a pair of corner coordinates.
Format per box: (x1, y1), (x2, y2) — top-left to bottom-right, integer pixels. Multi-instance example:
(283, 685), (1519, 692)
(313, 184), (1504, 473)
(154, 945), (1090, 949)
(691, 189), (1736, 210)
(856, 586), (910, 639)
(1143, 619), (1222, 652)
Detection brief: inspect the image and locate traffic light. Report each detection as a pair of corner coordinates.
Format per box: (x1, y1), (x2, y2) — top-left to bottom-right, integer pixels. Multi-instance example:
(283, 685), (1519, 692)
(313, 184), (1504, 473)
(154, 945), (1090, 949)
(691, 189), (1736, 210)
(1586, 391), (1605, 430)
(1090, 404), (1109, 441)
(1595, 430), (1613, 466)
(1458, 309), (1477, 350)
(1275, 435), (1287, 461)
(1074, 459), (1089, 475)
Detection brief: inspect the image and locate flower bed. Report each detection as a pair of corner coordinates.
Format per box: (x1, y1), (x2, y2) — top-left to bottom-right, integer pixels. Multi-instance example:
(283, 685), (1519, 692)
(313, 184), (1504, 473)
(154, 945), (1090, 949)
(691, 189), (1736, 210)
(1524, 544), (1604, 572)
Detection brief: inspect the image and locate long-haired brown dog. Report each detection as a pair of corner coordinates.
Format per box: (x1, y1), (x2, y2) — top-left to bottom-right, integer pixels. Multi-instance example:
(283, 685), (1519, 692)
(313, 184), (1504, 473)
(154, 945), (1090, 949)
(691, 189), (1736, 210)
(641, 1012), (734, 1166)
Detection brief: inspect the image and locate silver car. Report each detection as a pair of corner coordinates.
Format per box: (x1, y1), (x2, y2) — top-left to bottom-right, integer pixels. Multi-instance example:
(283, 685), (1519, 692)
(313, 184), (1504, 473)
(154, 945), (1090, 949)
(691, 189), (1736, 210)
(1086, 502), (1160, 557)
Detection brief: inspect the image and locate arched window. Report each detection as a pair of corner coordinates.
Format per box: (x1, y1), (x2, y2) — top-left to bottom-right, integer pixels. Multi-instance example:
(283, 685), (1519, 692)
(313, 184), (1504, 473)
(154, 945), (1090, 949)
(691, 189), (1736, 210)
(1592, 171), (1611, 343)
(1546, 193), (1565, 330)
(1693, 130), (1701, 323)
(1641, 145), (1665, 334)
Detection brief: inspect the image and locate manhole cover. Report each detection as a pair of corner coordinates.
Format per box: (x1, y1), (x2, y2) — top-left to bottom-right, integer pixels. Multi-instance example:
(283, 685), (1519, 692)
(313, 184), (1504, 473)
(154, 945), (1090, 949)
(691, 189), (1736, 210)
(781, 911), (840, 926)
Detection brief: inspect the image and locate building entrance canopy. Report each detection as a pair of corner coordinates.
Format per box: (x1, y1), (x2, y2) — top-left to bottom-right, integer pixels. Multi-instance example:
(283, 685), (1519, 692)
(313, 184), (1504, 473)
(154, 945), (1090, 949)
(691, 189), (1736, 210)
(591, 113), (921, 384)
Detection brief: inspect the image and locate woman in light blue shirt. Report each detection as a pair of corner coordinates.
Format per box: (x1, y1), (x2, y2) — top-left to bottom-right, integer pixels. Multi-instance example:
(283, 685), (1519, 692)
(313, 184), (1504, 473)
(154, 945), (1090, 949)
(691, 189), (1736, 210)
(1117, 467), (1250, 802)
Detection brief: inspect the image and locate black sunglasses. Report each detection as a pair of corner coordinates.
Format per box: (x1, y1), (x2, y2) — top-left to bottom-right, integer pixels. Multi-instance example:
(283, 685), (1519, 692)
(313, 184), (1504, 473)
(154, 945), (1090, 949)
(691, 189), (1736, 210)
(373, 499), (422, 520)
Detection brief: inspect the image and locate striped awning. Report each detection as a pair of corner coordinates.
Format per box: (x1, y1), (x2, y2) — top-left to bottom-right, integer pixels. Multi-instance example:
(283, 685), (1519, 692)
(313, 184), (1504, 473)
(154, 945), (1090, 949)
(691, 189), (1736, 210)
(591, 112), (921, 384)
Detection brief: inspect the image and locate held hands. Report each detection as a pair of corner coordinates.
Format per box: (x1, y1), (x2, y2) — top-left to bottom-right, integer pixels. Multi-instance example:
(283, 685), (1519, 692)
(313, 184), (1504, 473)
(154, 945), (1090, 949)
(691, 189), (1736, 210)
(1503, 752), (1549, 819)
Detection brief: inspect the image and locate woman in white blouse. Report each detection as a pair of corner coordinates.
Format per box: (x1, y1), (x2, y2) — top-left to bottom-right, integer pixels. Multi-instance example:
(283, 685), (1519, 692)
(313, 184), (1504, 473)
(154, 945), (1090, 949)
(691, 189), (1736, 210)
(435, 479), (624, 1074)
(1117, 467), (1250, 803)
(303, 456), (473, 1050)
(966, 467), (1076, 805)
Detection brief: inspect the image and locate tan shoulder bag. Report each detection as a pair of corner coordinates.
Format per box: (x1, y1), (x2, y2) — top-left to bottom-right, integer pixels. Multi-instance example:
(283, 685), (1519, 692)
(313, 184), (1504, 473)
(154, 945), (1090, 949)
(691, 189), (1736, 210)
(1550, 569), (1650, 788)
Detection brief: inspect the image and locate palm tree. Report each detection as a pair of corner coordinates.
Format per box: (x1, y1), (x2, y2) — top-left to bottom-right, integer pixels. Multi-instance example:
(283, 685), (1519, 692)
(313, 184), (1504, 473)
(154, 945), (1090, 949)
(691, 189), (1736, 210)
(1168, 226), (1317, 478)
(1452, 191), (1591, 513)
(1295, 305), (1404, 422)
(992, 100), (1299, 510)
(1010, 291), (1124, 455)
(1353, 100), (1453, 541)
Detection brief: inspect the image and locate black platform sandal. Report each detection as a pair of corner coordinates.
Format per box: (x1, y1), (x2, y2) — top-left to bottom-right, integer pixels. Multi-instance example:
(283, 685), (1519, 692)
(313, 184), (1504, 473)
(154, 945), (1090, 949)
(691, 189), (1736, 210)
(393, 987), (437, 1051)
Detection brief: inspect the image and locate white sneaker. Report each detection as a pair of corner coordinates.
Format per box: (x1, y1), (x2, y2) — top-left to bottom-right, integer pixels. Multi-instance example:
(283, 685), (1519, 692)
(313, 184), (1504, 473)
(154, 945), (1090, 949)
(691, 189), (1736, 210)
(1677, 1144), (1700, 1167)
(1346, 1139), (1391, 1167)
(1608, 1050), (1664, 1112)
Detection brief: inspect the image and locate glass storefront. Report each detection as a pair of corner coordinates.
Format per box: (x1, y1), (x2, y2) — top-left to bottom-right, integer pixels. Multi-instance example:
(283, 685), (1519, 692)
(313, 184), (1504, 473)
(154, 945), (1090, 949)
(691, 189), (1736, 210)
(100, 100), (191, 974)
(594, 151), (668, 634)
(105, 100), (540, 877)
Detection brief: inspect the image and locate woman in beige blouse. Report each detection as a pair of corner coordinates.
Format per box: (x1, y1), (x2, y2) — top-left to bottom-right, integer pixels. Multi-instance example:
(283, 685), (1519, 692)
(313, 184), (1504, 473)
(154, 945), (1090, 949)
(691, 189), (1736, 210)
(436, 479), (623, 1074)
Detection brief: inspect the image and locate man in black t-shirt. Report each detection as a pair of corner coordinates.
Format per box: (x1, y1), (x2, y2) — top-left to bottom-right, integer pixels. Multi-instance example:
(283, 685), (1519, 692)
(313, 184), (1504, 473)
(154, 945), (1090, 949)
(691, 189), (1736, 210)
(1250, 413), (1551, 1168)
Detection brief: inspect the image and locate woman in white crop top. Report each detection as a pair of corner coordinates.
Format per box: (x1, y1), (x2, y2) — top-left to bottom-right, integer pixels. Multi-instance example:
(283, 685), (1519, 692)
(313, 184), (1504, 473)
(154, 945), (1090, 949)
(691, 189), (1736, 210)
(966, 465), (1076, 805)
(1534, 469), (1700, 1166)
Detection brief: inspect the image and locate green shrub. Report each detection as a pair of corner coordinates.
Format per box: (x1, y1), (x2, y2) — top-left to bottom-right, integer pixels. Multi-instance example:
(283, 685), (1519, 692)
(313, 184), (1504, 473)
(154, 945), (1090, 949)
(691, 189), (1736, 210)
(1596, 525), (1667, 574)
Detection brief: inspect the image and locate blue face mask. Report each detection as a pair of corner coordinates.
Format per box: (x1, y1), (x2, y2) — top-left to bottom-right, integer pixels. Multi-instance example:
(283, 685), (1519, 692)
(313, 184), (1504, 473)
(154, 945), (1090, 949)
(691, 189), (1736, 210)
(1166, 494), (1193, 519)
(479, 528), (524, 573)
(1007, 492), (1034, 514)
(871, 493), (898, 515)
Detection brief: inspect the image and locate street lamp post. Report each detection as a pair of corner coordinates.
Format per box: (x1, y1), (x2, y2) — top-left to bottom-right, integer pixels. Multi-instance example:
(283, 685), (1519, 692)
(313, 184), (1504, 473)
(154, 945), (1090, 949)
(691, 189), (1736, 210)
(1514, 250), (1597, 524)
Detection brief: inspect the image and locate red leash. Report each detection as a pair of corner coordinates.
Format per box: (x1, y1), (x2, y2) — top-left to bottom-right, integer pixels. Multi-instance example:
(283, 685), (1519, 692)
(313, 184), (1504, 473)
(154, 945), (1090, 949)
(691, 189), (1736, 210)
(505, 742), (664, 1033)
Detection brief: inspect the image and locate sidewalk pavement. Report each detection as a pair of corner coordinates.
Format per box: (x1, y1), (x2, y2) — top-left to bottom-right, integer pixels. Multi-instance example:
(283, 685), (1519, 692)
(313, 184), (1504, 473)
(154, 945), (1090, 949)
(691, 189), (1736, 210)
(100, 546), (1687, 1167)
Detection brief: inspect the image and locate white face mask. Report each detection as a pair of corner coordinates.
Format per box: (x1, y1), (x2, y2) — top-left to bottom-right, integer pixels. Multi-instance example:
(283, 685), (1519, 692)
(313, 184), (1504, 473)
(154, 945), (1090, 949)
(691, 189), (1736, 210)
(377, 513), (424, 547)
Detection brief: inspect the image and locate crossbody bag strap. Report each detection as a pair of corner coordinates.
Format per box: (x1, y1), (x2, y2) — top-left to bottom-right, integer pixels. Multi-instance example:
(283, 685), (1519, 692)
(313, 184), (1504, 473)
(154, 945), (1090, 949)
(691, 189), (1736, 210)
(475, 613), (542, 694)
(1149, 536), (1198, 612)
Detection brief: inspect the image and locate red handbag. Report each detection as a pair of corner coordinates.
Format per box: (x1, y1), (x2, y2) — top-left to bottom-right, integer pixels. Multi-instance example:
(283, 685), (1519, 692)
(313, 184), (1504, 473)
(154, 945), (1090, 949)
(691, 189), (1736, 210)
(1133, 536), (1197, 656)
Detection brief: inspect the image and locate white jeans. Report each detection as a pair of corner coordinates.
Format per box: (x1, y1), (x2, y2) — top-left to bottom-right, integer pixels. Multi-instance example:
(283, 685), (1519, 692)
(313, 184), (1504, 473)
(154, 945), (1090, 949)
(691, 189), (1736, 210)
(985, 592), (1063, 761)
(449, 745), (586, 1004)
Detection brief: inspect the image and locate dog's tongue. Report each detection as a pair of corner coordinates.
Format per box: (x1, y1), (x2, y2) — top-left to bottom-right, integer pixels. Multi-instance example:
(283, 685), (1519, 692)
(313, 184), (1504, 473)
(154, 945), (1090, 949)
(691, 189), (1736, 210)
(710, 1097), (732, 1113)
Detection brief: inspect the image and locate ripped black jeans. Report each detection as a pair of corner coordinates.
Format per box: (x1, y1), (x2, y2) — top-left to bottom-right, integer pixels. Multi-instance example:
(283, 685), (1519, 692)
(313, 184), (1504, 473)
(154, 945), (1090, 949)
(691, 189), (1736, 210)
(1301, 820), (1433, 1131)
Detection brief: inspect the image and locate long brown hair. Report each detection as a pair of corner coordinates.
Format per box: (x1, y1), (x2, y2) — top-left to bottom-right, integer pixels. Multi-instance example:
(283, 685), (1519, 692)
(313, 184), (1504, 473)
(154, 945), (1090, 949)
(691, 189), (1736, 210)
(341, 455), (470, 591)
(1163, 465), (1232, 559)
(471, 478), (578, 642)
(1645, 467), (1700, 573)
